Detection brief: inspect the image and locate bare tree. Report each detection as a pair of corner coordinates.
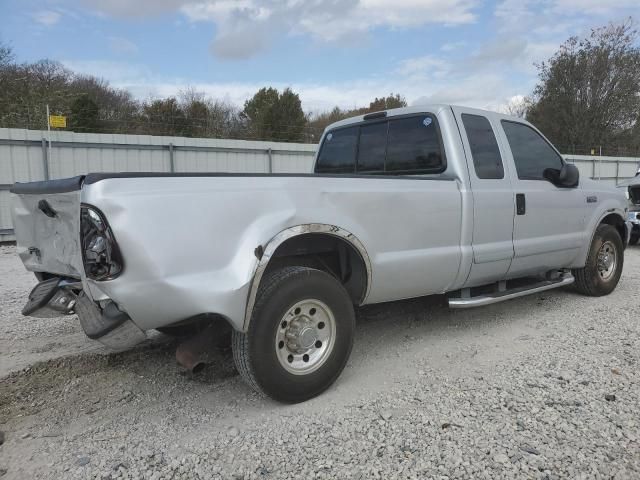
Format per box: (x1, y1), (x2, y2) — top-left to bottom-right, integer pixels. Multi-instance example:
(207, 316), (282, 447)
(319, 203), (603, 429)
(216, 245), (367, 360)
(504, 96), (532, 119)
(0, 40), (13, 66)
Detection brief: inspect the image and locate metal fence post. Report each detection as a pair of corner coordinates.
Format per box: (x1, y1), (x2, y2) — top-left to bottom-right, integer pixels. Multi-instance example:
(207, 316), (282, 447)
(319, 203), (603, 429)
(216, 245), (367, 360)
(41, 137), (50, 180)
(267, 148), (273, 173)
(169, 143), (175, 172)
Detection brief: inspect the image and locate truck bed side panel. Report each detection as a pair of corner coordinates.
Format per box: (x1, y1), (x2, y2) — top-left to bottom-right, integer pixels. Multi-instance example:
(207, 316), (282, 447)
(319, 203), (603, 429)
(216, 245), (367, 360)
(81, 175), (463, 331)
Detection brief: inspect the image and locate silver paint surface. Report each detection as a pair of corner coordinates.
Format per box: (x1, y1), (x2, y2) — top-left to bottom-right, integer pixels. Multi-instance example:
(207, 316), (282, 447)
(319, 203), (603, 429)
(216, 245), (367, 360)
(11, 105), (629, 342)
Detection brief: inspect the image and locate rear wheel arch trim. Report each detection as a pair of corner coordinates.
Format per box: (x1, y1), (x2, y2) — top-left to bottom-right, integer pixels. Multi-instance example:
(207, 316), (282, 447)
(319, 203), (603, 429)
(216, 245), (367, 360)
(243, 224), (372, 331)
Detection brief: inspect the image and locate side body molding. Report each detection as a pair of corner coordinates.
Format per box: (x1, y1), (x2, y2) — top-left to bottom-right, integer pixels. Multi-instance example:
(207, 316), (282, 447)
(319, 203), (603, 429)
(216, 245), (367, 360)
(243, 224), (373, 330)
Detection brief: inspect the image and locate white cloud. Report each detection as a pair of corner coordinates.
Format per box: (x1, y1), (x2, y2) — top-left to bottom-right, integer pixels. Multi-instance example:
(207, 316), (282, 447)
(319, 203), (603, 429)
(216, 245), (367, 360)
(396, 55), (451, 79)
(441, 41), (466, 52)
(551, 0), (640, 15)
(62, 60), (154, 85)
(495, 0), (638, 35)
(413, 73), (520, 111)
(470, 38), (528, 65)
(66, 0), (637, 114)
(33, 10), (62, 26)
(465, 37), (557, 75)
(490, 0), (638, 79)
(61, 56), (527, 114)
(80, 0), (479, 59)
(109, 37), (139, 55)
(292, 0), (478, 41)
(80, 0), (189, 17)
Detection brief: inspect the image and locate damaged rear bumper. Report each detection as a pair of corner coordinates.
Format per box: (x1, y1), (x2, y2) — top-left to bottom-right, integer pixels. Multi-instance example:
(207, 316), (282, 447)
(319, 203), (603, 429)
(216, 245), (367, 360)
(23, 277), (146, 350)
(22, 277), (80, 318)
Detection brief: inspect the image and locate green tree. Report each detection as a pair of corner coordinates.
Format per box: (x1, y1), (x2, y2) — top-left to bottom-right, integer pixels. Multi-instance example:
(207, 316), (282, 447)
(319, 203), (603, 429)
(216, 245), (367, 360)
(272, 88), (307, 142)
(307, 93), (409, 141)
(242, 87), (280, 140)
(367, 93), (407, 112)
(242, 87), (306, 142)
(178, 87), (241, 138)
(527, 19), (640, 152)
(70, 75), (139, 134)
(142, 98), (187, 136)
(70, 95), (100, 132)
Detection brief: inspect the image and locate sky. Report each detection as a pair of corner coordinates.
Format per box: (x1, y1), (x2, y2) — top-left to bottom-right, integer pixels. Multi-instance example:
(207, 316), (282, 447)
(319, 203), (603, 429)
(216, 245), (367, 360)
(1, 0), (638, 114)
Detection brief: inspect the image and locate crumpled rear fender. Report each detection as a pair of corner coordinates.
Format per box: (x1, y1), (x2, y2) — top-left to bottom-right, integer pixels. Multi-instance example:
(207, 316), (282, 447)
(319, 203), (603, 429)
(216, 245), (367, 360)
(242, 223), (372, 330)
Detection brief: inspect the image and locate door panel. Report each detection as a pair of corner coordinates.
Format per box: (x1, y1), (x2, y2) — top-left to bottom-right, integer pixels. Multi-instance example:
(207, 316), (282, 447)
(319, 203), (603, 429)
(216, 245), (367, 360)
(507, 180), (586, 275)
(496, 120), (587, 276)
(451, 107), (515, 288)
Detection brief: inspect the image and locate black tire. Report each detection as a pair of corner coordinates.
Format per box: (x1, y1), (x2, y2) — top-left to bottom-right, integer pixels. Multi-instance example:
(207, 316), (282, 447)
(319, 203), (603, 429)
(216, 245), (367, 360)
(232, 266), (355, 403)
(629, 234), (639, 246)
(572, 224), (623, 296)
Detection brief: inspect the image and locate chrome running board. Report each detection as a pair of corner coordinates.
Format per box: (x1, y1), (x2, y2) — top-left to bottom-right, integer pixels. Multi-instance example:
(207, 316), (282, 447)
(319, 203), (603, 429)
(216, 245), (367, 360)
(448, 274), (574, 309)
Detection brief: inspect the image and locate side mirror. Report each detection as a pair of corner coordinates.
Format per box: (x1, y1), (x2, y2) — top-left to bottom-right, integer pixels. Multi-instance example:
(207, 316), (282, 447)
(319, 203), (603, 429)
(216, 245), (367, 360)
(544, 163), (579, 188)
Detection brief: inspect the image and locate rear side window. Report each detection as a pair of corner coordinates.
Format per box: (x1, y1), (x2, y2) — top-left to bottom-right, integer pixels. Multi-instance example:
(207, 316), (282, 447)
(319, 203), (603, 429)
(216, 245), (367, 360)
(314, 114), (446, 175)
(386, 116), (444, 174)
(461, 114), (504, 179)
(315, 126), (358, 173)
(501, 121), (563, 180)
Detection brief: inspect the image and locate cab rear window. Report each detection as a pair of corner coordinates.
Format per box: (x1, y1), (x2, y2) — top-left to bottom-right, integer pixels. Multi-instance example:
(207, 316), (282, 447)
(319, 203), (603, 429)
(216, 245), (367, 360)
(315, 114), (446, 175)
(314, 126), (358, 173)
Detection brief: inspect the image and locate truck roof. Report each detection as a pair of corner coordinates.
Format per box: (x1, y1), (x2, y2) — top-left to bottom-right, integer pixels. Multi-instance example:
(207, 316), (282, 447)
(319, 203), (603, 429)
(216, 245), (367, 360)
(324, 104), (523, 133)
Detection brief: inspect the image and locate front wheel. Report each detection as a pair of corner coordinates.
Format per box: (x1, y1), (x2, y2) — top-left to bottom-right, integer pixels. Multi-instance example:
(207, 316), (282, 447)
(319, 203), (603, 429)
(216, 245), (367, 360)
(232, 266), (355, 403)
(572, 224), (623, 296)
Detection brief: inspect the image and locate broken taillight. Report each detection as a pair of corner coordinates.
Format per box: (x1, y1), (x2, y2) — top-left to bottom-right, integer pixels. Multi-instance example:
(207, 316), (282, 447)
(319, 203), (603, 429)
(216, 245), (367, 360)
(80, 205), (123, 280)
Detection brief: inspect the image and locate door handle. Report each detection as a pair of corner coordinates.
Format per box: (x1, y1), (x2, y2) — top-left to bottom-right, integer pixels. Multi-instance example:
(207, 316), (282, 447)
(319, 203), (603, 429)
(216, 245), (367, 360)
(516, 193), (526, 215)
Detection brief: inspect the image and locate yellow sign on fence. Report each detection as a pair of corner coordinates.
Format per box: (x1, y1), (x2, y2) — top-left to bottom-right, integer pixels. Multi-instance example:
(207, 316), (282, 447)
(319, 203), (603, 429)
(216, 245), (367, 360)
(49, 115), (67, 128)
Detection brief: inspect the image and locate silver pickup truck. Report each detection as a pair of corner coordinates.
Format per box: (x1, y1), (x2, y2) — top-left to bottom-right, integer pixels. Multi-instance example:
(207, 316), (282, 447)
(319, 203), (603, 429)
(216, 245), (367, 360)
(11, 105), (631, 402)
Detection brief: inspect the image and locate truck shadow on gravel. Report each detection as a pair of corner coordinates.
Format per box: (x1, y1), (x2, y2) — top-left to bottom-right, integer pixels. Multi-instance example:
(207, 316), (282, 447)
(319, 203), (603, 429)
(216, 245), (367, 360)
(0, 287), (570, 424)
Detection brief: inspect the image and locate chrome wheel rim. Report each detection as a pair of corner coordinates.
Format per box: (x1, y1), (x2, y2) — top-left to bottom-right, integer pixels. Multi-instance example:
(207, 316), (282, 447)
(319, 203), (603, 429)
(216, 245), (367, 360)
(275, 299), (336, 375)
(597, 241), (617, 281)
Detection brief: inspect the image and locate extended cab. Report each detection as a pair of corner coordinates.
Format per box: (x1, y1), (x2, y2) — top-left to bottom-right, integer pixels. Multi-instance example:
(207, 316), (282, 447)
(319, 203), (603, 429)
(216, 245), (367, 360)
(11, 105), (631, 402)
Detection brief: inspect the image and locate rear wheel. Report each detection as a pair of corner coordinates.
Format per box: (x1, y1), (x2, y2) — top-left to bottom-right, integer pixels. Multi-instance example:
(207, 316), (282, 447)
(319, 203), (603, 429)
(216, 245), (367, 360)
(573, 224), (623, 296)
(232, 266), (355, 403)
(629, 234), (639, 246)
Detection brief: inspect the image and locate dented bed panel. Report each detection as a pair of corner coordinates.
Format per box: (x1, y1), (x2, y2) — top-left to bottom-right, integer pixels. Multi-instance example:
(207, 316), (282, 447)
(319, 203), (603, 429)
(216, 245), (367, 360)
(80, 175), (463, 331)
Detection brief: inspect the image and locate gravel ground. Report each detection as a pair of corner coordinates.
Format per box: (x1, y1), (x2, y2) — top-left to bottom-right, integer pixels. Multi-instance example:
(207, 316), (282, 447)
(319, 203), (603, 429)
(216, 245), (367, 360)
(1, 243), (639, 479)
